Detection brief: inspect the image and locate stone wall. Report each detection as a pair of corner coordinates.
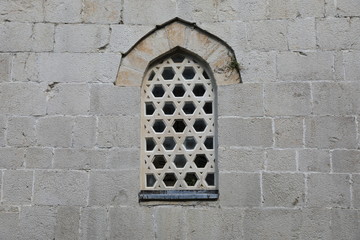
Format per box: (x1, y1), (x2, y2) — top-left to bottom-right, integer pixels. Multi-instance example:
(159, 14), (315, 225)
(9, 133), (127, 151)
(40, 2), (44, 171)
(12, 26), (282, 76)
(0, 0), (359, 239)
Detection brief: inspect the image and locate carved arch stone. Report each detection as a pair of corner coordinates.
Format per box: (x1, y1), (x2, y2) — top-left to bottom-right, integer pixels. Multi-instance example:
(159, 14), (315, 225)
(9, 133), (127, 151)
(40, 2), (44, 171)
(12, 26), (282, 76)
(115, 18), (242, 86)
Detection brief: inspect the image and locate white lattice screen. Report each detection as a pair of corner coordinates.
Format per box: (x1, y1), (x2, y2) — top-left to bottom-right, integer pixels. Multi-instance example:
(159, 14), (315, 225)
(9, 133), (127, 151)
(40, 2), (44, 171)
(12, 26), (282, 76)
(140, 53), (217, 192)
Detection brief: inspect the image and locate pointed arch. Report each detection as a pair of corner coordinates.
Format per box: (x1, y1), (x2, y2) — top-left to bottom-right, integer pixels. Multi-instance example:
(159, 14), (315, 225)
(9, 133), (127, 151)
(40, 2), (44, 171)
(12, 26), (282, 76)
(115, 18), (241, 87)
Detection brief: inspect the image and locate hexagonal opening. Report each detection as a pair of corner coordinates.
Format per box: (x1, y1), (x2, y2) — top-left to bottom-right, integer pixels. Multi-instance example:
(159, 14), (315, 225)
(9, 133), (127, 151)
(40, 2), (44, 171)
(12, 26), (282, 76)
(183, 101), (196, 114)
(174, 155), (187, 168)
(163, 102), (175, 115)
(171, 54), (185, 63)
(193, 84), (206, 97)
(204, 137), (213, 149)
(163, 137), (176, 150)
(152, 155), (166, 169)
(194, 154), (208, 168)
(193, 119), (207, 132)
(205, 173), (215, 186)
(182, 67), (195, 80)
(162, 67), (175, 80)
(148, 70), (155, 81)
(152, 120), (166, 133)
(146, 138), (156, 151)
(184, 172), (198, 186)
(163, 173), (177, 186)
(184, 137), (196, 150)
(172, 84), (185, 97)
(146, 174), (156, 187)
(173, 119), (186, 133)
(202, 70), (210, 79)
(152, 84), (165, 98)
(203, 102), (212, 114)
(145, 102), (155, 115)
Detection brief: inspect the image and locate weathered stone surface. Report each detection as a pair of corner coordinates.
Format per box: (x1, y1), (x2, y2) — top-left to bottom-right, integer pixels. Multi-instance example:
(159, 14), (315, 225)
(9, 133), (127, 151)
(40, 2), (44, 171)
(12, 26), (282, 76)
(73, 116), (97, 148)
(299, 208), (331, 239)
(219, 147), (264, 172)
(0, 83), (46, 115)
(343, 51), (360, 81)
(7, 117), (36, 147)
(0, 211), (20, 239)
(305, 116), (357, 149)
(155, 207), (185, 240)
(80, 207), (108, 240)
(11, 53), (39, 82)
(219, 172), (261, 207)
(325, 0), (360, 16)
(0, 148), (25, 169)
(47, 83), (90, 115)
(243, 209), (301, 239)
(264, 83), (311, 116)
(266, 149), (296, 171)
(44, 0), (82, 23)
(288, 18), (316, 50)
(277, 51), (334, 81)
(218, 83), (263, 117)
(0, 115), (5, 147)
(353, 174), (360, 209)
(90, 84), (139, 115)
(97, 116), (140, 148)
(263, 173), (305, 207)
(37, 116), (74, 147)
(274, 117), (303, 148)
(89, 170), (138, 206)
(106, 148), (139, 170)
(83, 0), (122, 23)
(298, 149), (330, 172)
(267, 0), (324, 18)
(54, 148), (108, 170)
(55, 24), (110, 52)
(3, 170), (33, 205)
(0, 54), (11, 82)
(55, 206), (80, 240)
(0, 0), (44, 22)
(217, 0), (268, 21)
(219, 118), (272, 147)
(307, 173), (351, 207)
(332, 150), (360, 173)
(25, 147), (53, 169)
(330, 209), (360, 239)
(34, 170), (88, 205)
(39, 53), (121, 83)
(177, 0), (218, 23)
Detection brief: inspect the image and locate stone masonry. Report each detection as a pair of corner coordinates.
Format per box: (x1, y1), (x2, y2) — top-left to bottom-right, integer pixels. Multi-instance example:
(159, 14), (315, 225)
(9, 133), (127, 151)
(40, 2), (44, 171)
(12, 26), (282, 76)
(0, 0), (359, 239)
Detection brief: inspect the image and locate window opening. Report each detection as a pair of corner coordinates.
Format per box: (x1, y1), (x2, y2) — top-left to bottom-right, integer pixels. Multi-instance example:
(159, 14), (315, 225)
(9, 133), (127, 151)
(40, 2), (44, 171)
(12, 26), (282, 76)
(140, 52), (218, 201)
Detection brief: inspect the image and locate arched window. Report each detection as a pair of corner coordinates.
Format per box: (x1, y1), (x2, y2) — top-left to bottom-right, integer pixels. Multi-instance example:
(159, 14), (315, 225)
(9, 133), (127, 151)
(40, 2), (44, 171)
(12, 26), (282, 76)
(139, 52), (218, 200)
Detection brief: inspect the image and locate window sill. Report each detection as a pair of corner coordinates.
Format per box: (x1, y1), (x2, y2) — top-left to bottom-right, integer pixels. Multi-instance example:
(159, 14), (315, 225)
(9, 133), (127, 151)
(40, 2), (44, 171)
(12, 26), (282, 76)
(139, 190), (219, 202)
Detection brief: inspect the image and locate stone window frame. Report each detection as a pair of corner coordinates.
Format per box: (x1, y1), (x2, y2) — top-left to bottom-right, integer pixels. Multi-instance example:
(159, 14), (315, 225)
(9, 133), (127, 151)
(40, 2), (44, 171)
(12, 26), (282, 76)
(115, 18), (241, 201)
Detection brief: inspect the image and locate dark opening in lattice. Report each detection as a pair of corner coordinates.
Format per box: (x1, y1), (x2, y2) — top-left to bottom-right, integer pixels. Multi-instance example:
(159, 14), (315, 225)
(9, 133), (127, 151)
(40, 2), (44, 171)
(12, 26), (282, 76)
(163, 173), (177, 186)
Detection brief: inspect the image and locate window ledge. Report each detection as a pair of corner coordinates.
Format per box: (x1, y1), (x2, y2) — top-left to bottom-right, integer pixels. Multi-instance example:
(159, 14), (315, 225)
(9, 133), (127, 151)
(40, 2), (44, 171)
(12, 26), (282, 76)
(139, 190), (219, 201)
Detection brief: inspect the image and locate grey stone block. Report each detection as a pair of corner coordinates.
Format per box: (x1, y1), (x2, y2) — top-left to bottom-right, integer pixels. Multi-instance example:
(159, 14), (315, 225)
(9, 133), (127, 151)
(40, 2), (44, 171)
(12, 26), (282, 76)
(106, 148), (139, 170)
(219, 172), (261, 207)
(3, 170), (33, 205)
(44, 0), (82, 23)
(325, 0), (360, 16)
(330, 209), (360, 240)
(264, 83), (311, 116)
(47, 83), (90, 115)
(317, 17), (360, 50)
(11, 53), (39, 82)
(155, 207), (185, 240)
(243, 209), (301, 240)
(109, 207), (154, 240)
(55, 24), (110, 52)
(0, 148), (25, 169)
(0, 0), (44, 22)
(97, 116), (140, 148)
(34, 170), (88, 205)
(219, 118), (272, 147)
(83, 0), (122, 23)
(353, 174), (360, 209)
(0, 83), (46, 115)
(305, 116), (357, 149)
(32, 23), (55, 52)
(38, 53), (121, 83)
(298, 149), (330, 172)
(0, 54), (11, 82)
(54, 148), (108, 170)
(219, 147), (264, 172)
(186, 208), (243, 240)
(0, 212), (20, 239)
(0, 115), (6, 147)
(7, 117), (36, 147)
(109, 25), (154, 53)
(73, 116), (97, 148)
(37, 116), (74, 147)
(218, 83), (264, 117)
(332, 150), (360, 173)
(288, 18), (316, 50)
(25, 147), (53, 169)
(80, 207), (108, 240)
(19, 206), (56, 240)
(247, 20), (288, 51)
(55, 206), (80, 240)
(307, 173), (351, 207)
(274, 117), (303, 148)
(90, 85), (140, 116)
(267, 0), (324, 18)
(217, 0), (267, 21)
(263, 173), (305, 207)
(277, 51), (334, 81)
(89, 170), (138, 206)
(343, 51), (360, 81)
(299, 208), (331, 239)
(266, 149), (296, 171)
(177, 1), (219, 23)
(312, 82), (360, 115)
